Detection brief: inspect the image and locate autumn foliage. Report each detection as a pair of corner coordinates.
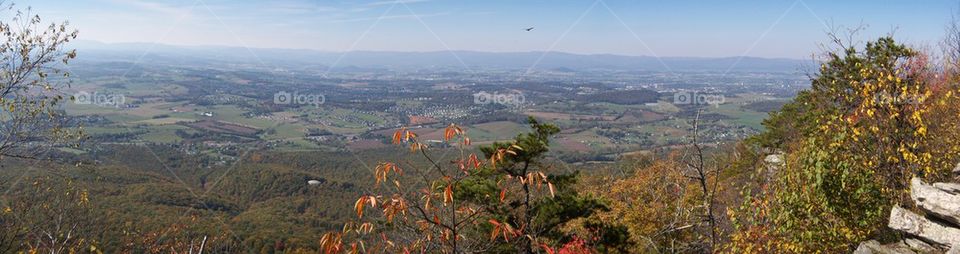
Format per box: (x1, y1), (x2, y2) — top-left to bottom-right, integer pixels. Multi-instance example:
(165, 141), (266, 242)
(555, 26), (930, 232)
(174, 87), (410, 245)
(321, 118), (580, 253)
(573, 154), (702, 253)
(317, 36), (960, 253)
(725, 37), (960, 252)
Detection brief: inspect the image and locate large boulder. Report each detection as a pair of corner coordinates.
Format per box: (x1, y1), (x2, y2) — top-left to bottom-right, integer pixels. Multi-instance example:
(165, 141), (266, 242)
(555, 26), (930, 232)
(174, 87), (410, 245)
(762, 153), (784, 180)
(854, 239), (939, 254)
(858, 175), (960, 252)
(902, 238), (940, 253)
(763, 154), (784, 165)
(911, 178), (960, 226)
(888, 206), (960, 248)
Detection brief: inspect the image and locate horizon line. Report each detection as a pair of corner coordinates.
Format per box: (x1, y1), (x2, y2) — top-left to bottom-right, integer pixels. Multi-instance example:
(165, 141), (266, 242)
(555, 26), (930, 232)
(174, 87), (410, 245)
(72, 39), (813, 61)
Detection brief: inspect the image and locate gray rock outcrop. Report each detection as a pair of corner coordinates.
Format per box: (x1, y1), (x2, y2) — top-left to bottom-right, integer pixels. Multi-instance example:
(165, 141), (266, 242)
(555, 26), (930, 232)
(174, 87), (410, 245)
(888, 206), (960, 248)
(911, 178), (960, 226)
(856, 176), (960, 253)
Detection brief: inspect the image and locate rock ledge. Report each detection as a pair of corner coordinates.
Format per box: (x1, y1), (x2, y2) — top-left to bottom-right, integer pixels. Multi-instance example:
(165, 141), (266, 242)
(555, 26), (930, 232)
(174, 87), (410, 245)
(856, 178), (960, 253)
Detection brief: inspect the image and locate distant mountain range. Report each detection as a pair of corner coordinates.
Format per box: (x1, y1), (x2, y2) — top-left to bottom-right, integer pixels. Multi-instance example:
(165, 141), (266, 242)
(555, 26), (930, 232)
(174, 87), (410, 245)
(71, 40), (813, 73)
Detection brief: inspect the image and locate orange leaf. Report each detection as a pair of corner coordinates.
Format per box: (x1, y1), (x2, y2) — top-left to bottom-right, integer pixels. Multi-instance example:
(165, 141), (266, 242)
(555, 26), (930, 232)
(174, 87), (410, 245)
(444, 124), (457, 141)
(542, 244), (556, 254)
(468, 154), (481, 169)
(489, 219), (502, 240)
(502, 222), (516, 241)
(443, 185), (454, 204)
(355, 196), (367, 218)
(320, 232), (343, 254)
(392, 129), (404, 144)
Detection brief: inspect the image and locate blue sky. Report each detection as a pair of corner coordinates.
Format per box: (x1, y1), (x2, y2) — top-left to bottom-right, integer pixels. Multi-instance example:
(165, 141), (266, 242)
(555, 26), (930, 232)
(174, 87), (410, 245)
(20, 0), (960, 58)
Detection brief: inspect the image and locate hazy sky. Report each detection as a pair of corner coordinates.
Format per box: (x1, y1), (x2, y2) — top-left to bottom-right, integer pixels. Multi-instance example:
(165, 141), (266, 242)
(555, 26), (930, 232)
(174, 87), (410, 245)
(20, 0), (960, 58)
